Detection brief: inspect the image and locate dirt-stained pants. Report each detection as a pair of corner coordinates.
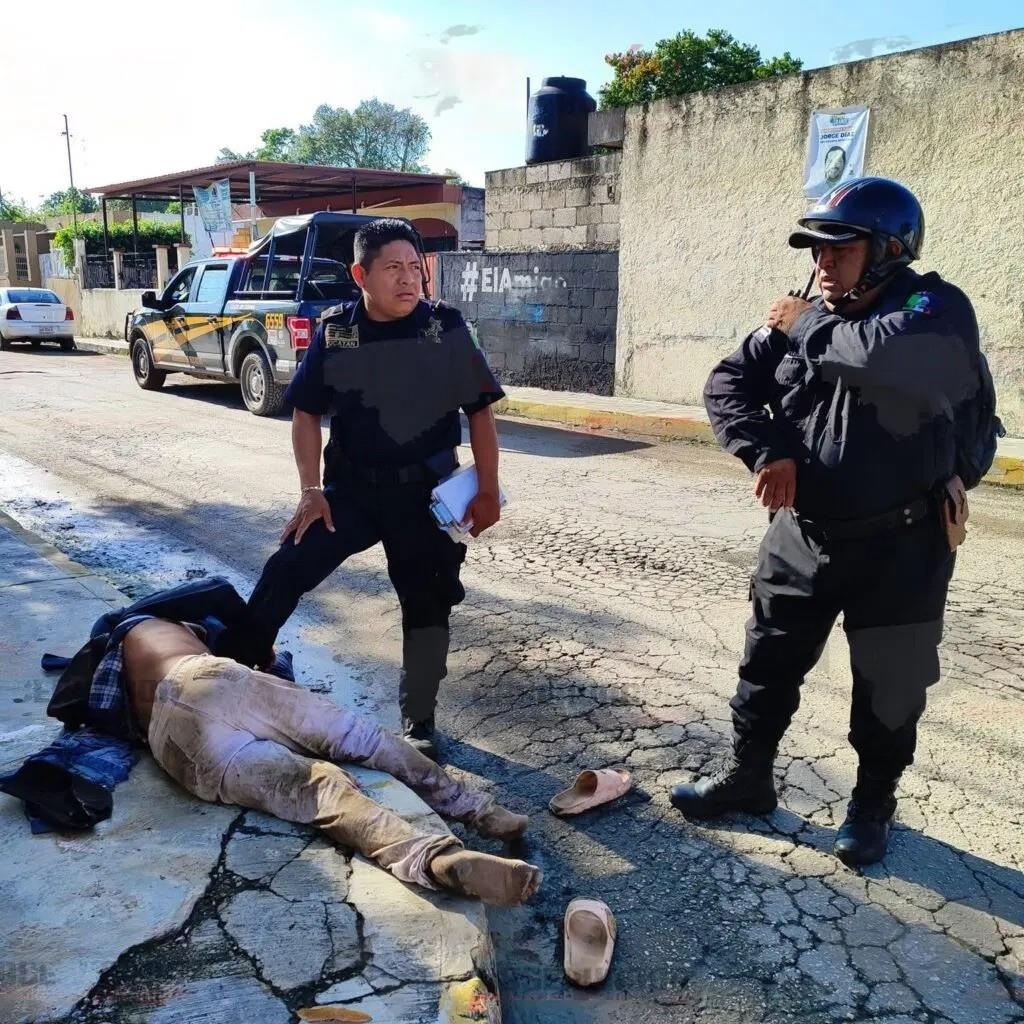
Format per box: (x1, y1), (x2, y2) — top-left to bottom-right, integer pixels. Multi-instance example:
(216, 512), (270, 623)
(147, 654), (492, 889)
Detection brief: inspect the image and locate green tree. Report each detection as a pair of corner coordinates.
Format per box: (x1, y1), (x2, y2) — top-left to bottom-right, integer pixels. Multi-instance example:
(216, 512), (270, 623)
(600, 29), (802, 109)
(40, 187), (98, 216)
(253, 127), (297, 161)
(217, 127), (298, 163)
(0, 194), (34, 221)
(292, 100), (430, 170)
(439, 168), (467, 185)
(218, 100), (431, 171)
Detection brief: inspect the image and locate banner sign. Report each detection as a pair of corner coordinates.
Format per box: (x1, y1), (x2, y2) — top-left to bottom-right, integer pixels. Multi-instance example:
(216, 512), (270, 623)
(803, 106), (870, 198)
(192, 178), (233, 233)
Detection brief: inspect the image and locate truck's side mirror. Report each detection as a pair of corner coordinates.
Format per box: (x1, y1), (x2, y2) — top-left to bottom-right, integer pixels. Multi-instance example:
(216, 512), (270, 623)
(141, 290), (162, 310)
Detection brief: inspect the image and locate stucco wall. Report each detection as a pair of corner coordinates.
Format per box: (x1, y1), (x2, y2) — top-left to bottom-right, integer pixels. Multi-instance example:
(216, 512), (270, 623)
(615, 29), (1024, 433)
(485, 154), (620, 252)
(44, 277), (82, 320)
(79, 288), (146, 339)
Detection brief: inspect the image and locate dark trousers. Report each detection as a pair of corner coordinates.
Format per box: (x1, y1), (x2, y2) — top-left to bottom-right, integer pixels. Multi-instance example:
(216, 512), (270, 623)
(732, 508), (955, 783)
(247, 478), (466, 722)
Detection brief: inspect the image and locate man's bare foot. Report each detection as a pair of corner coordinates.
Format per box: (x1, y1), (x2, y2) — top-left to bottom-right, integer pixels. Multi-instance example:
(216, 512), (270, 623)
(474, 804), (529, 842)
(429, 849), (542, 906)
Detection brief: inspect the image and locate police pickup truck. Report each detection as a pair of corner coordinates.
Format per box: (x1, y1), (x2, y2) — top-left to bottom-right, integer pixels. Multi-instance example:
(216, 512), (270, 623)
(126, 212), (377, 415)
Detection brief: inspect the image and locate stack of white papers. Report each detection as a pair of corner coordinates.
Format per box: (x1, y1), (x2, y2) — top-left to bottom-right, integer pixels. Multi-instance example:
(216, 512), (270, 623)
(430, 464), (508, 540)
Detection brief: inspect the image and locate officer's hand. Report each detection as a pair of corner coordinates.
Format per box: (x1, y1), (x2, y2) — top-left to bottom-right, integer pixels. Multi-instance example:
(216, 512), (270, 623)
(466, 491), (501, 538)
(281, 489), (335, 545)
(754, 458), (797, 511)
(766, 296), (812, 335)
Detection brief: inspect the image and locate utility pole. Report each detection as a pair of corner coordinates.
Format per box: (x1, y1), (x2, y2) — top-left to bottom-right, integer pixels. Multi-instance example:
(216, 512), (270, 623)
(61, 114), (78, 233)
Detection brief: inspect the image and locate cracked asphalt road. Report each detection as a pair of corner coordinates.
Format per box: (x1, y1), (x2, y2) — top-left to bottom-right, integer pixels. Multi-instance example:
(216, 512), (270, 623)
(1, 348), (1023, 1023)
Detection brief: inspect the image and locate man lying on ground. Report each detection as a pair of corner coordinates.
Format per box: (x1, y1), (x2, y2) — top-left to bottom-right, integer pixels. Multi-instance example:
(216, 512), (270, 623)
(119, 617), (541, 906)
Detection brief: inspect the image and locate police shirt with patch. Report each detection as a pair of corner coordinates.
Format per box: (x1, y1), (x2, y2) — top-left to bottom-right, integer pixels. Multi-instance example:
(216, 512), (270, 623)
(285, 298), (504, 468)
(704, 267), (980, 520)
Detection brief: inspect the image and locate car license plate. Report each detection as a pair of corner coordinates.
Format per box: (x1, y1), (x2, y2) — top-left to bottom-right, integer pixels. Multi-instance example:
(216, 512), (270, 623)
(39, 326), (54, 334)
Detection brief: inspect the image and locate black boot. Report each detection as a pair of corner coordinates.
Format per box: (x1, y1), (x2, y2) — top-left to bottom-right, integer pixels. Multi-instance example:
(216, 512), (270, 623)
(402, 716), (438, 761)
(833, 773), (898, 867)
(669, 743), (777, 819)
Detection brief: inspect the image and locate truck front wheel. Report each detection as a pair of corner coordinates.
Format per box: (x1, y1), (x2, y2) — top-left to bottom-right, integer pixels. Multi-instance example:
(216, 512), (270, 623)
(131, 337), (167, 390)
(240, 349), (286, 416)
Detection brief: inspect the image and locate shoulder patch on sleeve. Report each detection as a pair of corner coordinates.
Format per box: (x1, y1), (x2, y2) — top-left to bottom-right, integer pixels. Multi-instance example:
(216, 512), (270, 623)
(321, 302), (351, 321)
(903, 291), (941, 317)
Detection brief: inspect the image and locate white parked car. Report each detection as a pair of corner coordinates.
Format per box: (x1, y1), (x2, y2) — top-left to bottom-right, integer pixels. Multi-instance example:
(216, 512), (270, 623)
(0, 288), (76, 351)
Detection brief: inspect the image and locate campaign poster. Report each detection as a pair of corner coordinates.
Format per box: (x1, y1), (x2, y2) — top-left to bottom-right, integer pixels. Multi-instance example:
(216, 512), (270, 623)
(803, 106), (870, 198)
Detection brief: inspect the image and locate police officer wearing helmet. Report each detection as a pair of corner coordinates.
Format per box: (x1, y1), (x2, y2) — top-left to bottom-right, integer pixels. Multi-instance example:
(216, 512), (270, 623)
(671, 177), (987, 866)
(247, 218), (505, 760)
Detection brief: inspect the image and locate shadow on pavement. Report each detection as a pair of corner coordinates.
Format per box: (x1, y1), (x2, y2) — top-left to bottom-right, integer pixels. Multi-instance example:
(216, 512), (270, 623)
(489, 417), (653, 459)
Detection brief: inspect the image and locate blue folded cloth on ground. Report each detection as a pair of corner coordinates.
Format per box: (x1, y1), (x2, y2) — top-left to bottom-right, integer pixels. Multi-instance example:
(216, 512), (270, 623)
(0, 727), (140, 833)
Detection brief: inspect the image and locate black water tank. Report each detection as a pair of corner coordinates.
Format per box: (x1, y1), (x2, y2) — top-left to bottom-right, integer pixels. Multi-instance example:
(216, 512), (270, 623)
(526, 77), (596, 165)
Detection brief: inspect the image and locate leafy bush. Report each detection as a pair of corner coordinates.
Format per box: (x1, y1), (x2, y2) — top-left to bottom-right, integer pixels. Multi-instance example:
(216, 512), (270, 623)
(600, 29), (802, 109)
(54, 221), (185, 267)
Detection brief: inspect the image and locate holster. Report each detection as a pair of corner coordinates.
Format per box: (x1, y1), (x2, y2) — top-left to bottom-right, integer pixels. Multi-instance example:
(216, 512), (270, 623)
(939, 475), (968, 552)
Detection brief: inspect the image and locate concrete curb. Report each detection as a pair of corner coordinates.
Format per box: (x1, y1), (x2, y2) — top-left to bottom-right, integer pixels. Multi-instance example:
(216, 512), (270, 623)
(74, 336), (128, 357)
(496, 394), (716, 444)
(0, 509), (501, 1024)
(496, 389), (1024, 490)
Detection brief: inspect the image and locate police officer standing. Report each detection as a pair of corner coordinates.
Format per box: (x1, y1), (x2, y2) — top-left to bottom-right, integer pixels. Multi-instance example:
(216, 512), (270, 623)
(670, 178), (989, 865)
(247, 219), (505, 759)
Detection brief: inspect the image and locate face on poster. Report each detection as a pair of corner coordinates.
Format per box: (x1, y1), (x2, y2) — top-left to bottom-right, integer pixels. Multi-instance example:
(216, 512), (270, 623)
(803, 106), (870, 197)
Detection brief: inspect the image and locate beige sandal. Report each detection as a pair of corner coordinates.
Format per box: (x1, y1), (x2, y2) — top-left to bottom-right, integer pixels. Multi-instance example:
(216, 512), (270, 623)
(563, 898), (616, 986)
(549, 768), (632, 816)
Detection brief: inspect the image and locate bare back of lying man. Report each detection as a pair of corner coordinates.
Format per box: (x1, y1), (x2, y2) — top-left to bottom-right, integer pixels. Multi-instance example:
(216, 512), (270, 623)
(122, 619), (540, 906)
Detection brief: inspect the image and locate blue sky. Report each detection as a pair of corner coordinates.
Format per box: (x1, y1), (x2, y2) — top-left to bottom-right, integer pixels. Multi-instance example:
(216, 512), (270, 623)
(1, 0), (1020, 204)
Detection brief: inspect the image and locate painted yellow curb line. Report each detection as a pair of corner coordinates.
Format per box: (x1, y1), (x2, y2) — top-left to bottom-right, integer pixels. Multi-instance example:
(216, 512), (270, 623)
(495, 397), (716, 443)
(987, 454), (1024, 488)
(494, 398), (1023, 489)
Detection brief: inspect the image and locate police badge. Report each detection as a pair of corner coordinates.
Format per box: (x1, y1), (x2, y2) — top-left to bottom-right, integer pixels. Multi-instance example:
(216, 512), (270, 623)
(325, 323), (359, 349)
(421, 316), (444, 344)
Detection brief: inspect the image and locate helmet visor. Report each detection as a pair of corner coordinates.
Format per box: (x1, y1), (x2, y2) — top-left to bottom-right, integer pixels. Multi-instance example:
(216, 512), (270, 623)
(789, 222), (870, 249)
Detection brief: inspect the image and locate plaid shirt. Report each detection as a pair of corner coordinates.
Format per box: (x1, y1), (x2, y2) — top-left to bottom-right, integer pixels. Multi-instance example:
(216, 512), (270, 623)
(90, 615), (155, 740)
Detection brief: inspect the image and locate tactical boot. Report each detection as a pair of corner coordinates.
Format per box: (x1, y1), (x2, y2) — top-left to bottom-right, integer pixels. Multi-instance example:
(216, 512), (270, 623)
(669, 745), (777, 819)
(402, 716), (438, 761)
(834, 773), (898, 867)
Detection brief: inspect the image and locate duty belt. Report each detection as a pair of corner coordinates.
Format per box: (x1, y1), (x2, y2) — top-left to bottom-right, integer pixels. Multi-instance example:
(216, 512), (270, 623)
(332, 449), (458, 486)
(796, 495), (933, 541)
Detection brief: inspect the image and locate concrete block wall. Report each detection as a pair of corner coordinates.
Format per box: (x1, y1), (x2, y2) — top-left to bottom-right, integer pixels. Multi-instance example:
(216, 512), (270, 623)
(485, 153), (621, 252)
(438, 250), (618, 395)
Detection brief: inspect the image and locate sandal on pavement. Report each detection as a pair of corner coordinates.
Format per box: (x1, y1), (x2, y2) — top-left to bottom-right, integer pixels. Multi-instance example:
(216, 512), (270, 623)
(549, 768), (632, 817)
(563, 898), (617, 987)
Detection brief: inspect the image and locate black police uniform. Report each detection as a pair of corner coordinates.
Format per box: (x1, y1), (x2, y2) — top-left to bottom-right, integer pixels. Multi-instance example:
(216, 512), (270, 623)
(247, 297), (504, 724)
(704, 266), (978, 785)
